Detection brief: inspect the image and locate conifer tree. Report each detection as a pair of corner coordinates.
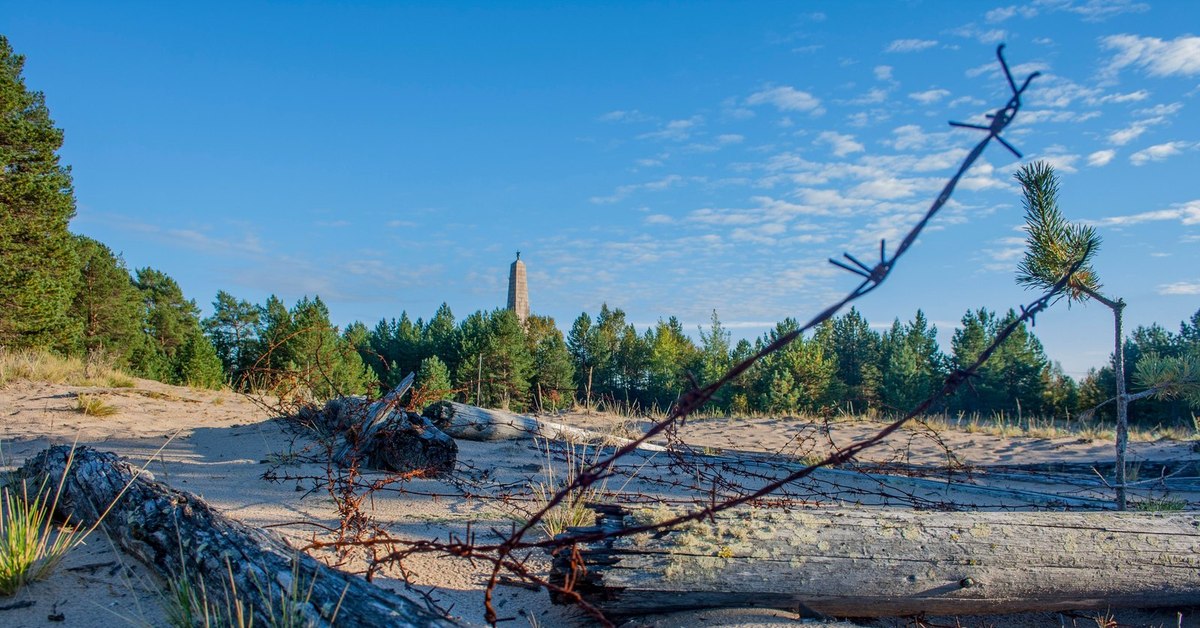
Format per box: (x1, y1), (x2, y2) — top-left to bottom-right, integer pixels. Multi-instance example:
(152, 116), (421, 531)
(68, 236), (141, 366)
(203, 290), (261, 383)
(415, 355), (454, 401)
(0, 36), (78, 348)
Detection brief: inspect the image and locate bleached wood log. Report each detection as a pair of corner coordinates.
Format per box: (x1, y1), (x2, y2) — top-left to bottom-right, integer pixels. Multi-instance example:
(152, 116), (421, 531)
(550, 504), (1200, 619)
(19, 446), (460, 628)
(422, 401), (666, 451)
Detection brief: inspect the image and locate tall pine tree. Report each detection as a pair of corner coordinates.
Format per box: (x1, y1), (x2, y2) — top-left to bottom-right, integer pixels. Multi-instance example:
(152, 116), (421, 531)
(0, 36), (78, 349)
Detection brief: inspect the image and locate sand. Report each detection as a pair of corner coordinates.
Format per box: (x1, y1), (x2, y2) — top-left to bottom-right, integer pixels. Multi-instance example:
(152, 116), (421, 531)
(0, 377), (1196, 627)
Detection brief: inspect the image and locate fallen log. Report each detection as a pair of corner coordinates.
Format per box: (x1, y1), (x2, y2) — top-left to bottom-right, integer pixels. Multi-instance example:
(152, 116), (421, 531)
(310, 374), (458, 475)
(551, 504), (1200, 619)
(19, 446), (460, 628)
(422, 400), (666, 451)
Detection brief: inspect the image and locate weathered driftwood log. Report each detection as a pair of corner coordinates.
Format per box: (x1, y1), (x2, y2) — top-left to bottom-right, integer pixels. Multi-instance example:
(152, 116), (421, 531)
(551, 504), (1200, 619)
(313, 374), (457, 475)
(422, 400), (666, 451)
(19, 446), (459, 628)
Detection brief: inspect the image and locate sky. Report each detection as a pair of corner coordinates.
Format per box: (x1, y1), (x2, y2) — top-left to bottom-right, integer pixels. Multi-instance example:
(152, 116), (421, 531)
(3, 0), (1198, 379)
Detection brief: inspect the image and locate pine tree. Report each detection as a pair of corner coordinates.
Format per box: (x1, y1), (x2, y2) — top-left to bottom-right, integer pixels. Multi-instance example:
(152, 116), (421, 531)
(526, 315), (575, 411)
(203, 290), (261, 384)
(415, 355), (454, 401)
(175, 327), (224, 389)
(0, 36), (78, 349)
(67, 236), (141, 366)
(645, 317), (700, 410)
(698, 310), (733, 412)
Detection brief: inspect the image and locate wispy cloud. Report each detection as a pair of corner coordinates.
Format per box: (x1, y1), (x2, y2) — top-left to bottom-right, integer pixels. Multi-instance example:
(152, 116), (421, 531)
(590, 174), (687, 204)
(598, 109), (651, 123)
(1087, 149), (1116, 167)
(949, 24), (1007, 44)
(1158, 281), (1200, 296)
(908, 88), (951, 104)
(1102, 34), (1200, 79)
(885, 39), (938, 53)
(1129, 141), (1195, 166)
(1036, 0), (1148, 22)
(985, 5), (1038, 22)
(1089, 199), (1200, 227)
(874, 65), (894, 81)
(1106, 102), (1180, 145)
(815, 131), (865, 157)
(745, 86), (823, 113)
(637, 116), (704, 141)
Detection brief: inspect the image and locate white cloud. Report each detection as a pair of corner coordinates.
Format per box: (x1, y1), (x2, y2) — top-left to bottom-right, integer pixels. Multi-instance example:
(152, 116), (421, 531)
(985, 5), (1038, 22)
(717, 134), (744, 145)
(637, 116), (703, 141)
(949, 24), (1007, 44)
(1129, 141), (1194, 166)
(590, 174), (687, 204)
(1106, 104), (1179, 145)
(874, 65), (894, 81)
(745, 86), (823, 113)
(816, 131), (865, 157)
(1037, 151), (1081, 173)
(1087, 149), (1116, 167)
(1097, 89), (1149, 104)
(645, 214), (675, 225)
(846, 88), (888, 105)
(598, 109), (650, 123)
(908, 88), (951, 104)
(1158, 281), (1200, 295)
(1102, 34), (1200, 79)
(1089, 199), (1200, 227)
(635, 158), (663, 167)
(1037, 0), (1149, 22)
(885, 39), (938, 53)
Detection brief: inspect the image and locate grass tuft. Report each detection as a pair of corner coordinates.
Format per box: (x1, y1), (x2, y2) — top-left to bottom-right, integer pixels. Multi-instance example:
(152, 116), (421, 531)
(75, 393), (119, 417)
(0, 470), (89, 595)
(528, 438), (610, 538)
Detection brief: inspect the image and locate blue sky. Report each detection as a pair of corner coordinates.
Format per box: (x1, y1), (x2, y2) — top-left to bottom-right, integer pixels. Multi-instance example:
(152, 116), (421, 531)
(4, 0), (1198, 379)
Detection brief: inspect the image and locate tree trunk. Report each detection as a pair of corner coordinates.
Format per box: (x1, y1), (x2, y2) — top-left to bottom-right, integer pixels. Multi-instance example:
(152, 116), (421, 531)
(314, 374), (458, 476)
(19, 446), (460, 628)
(422, 401), (666, 451)
(551, 504), (1200, 619)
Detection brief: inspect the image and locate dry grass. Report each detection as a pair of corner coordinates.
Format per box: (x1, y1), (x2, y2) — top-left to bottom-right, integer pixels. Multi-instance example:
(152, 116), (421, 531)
(75, 393), (119, 417)
(528, 437), (611, 538)
(902, 411), (1198, 443)
(0, 348), (135, 388)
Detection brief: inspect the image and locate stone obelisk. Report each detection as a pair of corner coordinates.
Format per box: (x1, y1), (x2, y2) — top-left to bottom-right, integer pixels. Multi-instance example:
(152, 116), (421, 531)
(507, 251), (529, 325)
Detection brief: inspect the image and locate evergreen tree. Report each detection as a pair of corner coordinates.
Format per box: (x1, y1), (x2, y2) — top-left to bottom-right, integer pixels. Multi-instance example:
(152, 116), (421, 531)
(415, 355), (454, 401)
(67, 236), (141, 366)
(175, 327), (224, 389)
(0, 36), (79, 349)
(287, 295), (370, 400)
(879, 310), (946, 414)
(129, 267), (204, 382)
(826, 308), (882, 412)
(645, 317), (700, 410)
(526, 315), (575, 411)
(203, 290), (261, 384)
(423, 302), (459, 371)
(698, 310), (733, 411)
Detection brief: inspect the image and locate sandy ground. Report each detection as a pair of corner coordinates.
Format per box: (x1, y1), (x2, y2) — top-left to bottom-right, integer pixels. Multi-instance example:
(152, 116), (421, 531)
(1, 377), (1197, 627)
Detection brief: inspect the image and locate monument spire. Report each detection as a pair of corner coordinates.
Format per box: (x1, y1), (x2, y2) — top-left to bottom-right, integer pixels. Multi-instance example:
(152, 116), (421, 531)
(507, 252), (529, 325)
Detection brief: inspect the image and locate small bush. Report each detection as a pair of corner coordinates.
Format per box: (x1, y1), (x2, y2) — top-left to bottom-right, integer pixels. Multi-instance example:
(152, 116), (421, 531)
(528, 438), (610, 538)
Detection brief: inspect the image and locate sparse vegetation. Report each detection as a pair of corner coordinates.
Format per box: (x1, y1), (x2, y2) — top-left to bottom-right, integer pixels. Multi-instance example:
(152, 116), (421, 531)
(0, 348), (135, 388)
(163, 554), (336, 628)
(528, 437), (611, 538)
(75, 393), (119, 417)
(0, 464), (88, 595)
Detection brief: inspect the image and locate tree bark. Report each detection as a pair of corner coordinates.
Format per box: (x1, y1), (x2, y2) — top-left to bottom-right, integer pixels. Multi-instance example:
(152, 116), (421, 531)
(19, 446), (460, 628)
(422, 400), (666, 451)
(551, 504), (1200, 619)
(310, 374), (458, 476)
